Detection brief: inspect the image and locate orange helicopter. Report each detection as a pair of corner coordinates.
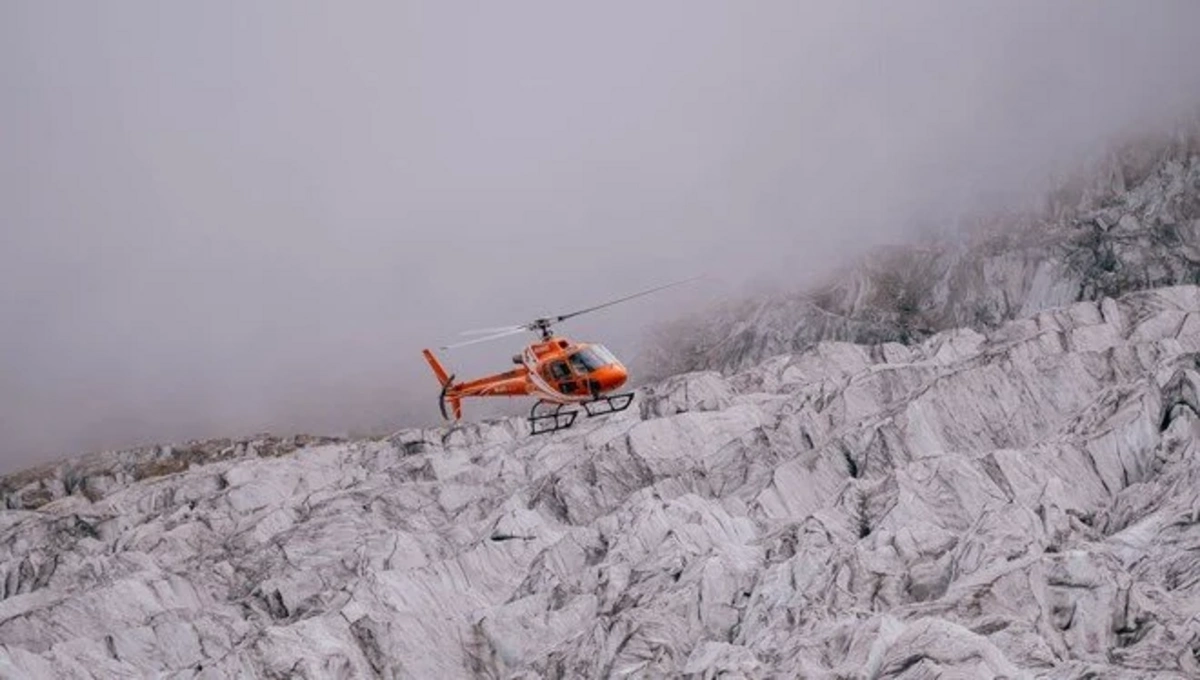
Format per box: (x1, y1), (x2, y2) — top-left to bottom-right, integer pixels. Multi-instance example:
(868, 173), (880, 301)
(422, 278), (696, 435)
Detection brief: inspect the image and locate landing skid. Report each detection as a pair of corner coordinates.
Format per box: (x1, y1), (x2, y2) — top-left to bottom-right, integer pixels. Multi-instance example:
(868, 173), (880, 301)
(528, 392), (636, 435)
(529, 401), (577, 435)
(582, 392), (635, 417)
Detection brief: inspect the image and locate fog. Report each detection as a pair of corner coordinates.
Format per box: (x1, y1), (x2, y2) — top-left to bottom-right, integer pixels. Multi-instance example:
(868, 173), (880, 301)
(3, 1), (1200, 473)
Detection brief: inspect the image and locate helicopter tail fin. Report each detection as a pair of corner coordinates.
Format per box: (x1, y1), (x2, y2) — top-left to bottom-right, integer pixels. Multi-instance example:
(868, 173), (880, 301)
(422, 349), (452, 387)
(423, 349), (463, 421)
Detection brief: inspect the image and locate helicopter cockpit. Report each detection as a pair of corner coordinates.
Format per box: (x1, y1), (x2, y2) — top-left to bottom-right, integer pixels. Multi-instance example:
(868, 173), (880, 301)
(542, 344), (625, 395)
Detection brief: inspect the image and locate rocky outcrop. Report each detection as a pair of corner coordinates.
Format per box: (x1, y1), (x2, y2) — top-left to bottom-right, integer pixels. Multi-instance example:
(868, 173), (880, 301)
(3, 285), (1200, 677)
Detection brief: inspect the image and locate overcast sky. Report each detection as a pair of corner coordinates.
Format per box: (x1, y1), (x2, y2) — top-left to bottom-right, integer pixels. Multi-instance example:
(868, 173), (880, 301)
(3, 1), (1200, 473)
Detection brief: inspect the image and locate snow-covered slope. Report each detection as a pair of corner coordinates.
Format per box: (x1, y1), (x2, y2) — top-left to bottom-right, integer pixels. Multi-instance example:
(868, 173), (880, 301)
(5, 284), (1200, 677)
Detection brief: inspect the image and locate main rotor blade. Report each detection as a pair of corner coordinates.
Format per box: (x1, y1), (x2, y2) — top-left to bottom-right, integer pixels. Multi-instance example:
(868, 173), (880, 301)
(440, 327), (527, 350)
(439, 276), (702, 347)
(553, 275), (703, 323)
(458, 325), (526, 336)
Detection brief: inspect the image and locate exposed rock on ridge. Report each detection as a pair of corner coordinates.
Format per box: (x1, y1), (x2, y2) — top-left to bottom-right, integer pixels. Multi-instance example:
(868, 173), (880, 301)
(4, 286), (1200, 677)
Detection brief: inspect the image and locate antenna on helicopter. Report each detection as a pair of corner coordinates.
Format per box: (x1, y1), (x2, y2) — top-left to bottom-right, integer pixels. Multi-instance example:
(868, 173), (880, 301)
(439, 276), (701, 350)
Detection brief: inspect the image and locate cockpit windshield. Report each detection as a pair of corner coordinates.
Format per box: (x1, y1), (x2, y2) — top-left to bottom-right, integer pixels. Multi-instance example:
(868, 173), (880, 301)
(568, 345), (618, 374)
(590, 344), (618, 364)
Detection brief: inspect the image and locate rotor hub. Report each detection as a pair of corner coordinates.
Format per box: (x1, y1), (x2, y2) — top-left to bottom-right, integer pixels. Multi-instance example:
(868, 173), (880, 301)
(530, 318), (554, 340)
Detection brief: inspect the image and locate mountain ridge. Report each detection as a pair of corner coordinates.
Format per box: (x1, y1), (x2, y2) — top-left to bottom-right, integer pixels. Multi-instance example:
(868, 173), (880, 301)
(642, 128), (1200, 378)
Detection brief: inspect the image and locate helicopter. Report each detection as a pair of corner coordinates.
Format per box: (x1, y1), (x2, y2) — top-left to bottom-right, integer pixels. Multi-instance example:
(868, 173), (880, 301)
(422, 278), (697, 435)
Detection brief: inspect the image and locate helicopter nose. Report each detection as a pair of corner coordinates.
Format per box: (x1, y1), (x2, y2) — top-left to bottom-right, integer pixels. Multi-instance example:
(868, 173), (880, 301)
(592, 364), (628, 392)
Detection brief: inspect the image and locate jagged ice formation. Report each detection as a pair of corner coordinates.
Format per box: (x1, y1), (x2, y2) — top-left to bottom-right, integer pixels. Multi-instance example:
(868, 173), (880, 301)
(4, 284), (1200, 677)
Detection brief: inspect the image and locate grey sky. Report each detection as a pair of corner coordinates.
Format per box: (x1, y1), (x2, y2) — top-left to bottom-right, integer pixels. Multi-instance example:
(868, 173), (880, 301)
(3, 1), (1200, 472)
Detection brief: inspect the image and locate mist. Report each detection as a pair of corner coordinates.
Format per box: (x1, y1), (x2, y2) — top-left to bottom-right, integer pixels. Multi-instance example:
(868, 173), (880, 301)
(3, 1), (1200, 473)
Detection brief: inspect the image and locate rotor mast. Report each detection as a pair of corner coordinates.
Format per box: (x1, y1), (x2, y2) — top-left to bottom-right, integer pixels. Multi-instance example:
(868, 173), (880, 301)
(531, 318), (554, 341)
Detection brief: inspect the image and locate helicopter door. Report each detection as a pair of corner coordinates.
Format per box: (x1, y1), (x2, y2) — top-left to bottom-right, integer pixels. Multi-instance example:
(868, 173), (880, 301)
(568, 352), (596, 395)
(545, 360), (580, 395)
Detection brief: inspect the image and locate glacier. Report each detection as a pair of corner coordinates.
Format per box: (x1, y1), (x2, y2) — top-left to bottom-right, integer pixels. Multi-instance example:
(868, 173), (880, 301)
(4, 283), (1200, 677)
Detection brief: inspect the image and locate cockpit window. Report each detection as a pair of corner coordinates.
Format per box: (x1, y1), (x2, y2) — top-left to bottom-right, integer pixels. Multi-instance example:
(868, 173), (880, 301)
(548, 361), (571, 380)
(569, 346), (616, 374)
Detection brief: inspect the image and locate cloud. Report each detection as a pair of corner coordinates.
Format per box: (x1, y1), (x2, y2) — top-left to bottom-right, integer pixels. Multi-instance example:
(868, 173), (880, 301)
(3, 1), (1200, 471)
